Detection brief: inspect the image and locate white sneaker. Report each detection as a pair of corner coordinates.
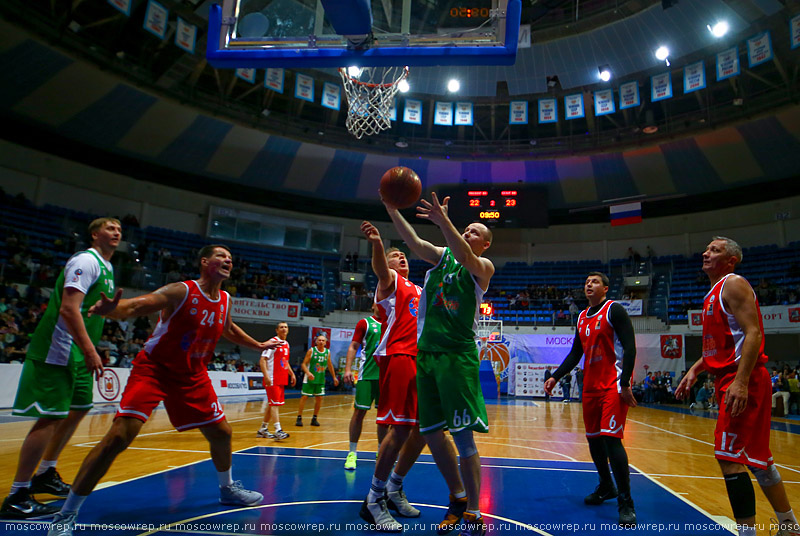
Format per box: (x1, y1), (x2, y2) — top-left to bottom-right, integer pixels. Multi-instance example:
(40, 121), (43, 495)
(387, 488), (420, 518)
(47, 511), (77, 536)
(359, 497), (402, 532)
(256, 428), (275, 438)
(219, 481), (263, 506)
(771, 518), (800, 536)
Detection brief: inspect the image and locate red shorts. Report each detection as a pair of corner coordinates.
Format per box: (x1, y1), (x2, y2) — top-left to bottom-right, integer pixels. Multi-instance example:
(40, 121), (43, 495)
(714, 366), (773, 468)
(116, 360), (225, 431)
(582, 390), (629, 438)
(266, 385), (285, 406)
(376, 354), (418, 426)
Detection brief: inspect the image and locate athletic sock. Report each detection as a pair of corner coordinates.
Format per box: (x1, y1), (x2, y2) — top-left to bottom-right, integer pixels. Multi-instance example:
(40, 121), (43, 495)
(259, 422), (269, 430)
(454, 490), (467, 500)
(217, 469), (233, 488)
(738, 525), (756, 536)
(776, 509), (798, 525)
(9, 481), (30, 496)
(36, 460), (57, 476)
(386, 471), (404, 493)
(349, 442), (358, 454)
(274, 423), (283, 433)
(467, 509), (482, 519)
(587, 437), (613, 487)
(367, 476), (386, 503)
(62, 490), (88, 514)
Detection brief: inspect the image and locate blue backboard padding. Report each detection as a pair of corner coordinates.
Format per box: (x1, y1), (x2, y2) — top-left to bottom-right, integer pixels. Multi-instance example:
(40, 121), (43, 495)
(206, 1), (521, 68)
(319, 0), (372, 37)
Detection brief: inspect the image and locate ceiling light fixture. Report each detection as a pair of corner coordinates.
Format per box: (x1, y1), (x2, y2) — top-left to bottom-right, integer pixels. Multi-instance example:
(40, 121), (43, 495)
(347, 65), (362, 77)
(598, 65), (611, 82)
(397, 79), (410, 93)
(707, 21), (729, 38)
(447, 79), (460, 92)
(655, 46), (670, 66)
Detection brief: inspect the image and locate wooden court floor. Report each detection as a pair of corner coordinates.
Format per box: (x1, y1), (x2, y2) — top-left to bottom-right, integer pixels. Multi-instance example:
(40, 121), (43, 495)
(1, 394), (798, 535)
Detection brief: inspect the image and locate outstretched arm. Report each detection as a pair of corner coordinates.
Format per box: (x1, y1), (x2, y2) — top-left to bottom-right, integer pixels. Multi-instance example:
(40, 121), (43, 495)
(417, 192), (494, 290)
(383, 201), (443, 265)
(224, 321), (285, 352)
(361, 221), (395, 298)
(93, 283), (186, 320)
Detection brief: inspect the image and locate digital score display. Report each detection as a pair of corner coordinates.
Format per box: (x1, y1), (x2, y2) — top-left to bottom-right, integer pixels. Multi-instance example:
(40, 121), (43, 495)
(438, 184), (549, 229)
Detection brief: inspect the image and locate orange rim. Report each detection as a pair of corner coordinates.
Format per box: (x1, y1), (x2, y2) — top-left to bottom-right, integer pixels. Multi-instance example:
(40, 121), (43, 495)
(338, 66), (409, 89)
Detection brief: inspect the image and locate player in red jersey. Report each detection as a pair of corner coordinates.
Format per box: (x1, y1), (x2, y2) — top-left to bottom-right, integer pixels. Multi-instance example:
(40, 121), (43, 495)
(358, 221), (426, 533)
(676, 237), (799, 536)
(47, 245), (284, 536)
(545, 271), (638, 527)
(257, 321), (295, 440)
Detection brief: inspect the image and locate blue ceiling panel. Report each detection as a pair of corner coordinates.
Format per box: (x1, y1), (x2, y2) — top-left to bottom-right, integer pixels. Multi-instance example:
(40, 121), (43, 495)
(660, 138), (725, 194)
(524, 159), (563, 208)
(590, 153), (638, 202)
(158, 115), (234, 174)
(240, 135), (302, 188)
(315, 149), (367, 200)
(460, 161), (493, 184)
(0, 40), (72, 108)
(736, 117), (800, 181)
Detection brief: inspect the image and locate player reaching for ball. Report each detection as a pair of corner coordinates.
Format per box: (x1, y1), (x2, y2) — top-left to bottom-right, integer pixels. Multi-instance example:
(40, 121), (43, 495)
(383, 186), (494, 536)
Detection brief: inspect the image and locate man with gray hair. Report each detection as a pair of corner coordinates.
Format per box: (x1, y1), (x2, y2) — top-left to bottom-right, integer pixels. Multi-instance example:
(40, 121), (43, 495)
(676, 237), (799, 536)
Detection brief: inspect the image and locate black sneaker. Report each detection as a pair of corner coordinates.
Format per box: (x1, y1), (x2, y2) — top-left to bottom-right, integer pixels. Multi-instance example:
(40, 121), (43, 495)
(30, 468), (71, 497)
(584, 483), (618, 505)
(437, 494), (468, 535)
(310, 416), (320, 427)
(295, 416), (303, 427)
(0, 488), (60, 519)
(617, 494), (636, 527)
(459, 512), (487, 536)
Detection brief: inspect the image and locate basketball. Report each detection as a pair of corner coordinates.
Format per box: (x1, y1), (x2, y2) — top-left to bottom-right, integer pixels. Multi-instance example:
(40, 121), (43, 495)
(379, 167), (422, 209)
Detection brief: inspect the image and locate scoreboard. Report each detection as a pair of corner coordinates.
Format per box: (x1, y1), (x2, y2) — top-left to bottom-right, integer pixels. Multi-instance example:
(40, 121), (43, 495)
(437, 184), (549, 228)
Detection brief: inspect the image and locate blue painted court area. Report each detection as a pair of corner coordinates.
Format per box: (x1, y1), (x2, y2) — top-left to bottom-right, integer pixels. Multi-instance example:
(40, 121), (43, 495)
(2, 448), (732, 536)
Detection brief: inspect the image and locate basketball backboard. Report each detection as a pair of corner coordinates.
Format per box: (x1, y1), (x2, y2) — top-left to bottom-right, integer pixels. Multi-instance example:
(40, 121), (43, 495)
(206, 0), (520, 68)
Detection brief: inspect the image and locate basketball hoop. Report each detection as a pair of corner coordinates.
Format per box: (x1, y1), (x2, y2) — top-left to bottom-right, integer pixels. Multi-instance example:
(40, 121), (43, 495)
(338, 66), (409, 139)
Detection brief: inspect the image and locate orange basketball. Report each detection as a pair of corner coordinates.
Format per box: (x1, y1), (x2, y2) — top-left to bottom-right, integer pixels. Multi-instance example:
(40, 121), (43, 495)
(380, 166), (422, 209)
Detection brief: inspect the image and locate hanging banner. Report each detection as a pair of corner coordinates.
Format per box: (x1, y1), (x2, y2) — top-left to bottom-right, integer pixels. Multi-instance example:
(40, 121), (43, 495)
(651, 72), (672, 102)
(792, 14), (800, 50)
(747, 31), (773, 68)
(295, 73), (314, 102)
(538, 98), (557, 124)
(108, 0), (131, 16)
(593, 89), (615, 116)
(683, 60), (706, 94)
(403, 99), (422, 124)
(434, 102), (453, 126)
(235, 68), (256, 84)
(509, 101), (528, 124)
(143, 0), (168, 40)
(321, 82), (341, 110)
(388, 98), (397, 121)
(716, 46), (740, 81)
(174, 18), (197, 54)
(619, 81), (640, 110)
(264, 68), (284, 93)
(454, 102), (473, 126)
(564, 93), (585, 120)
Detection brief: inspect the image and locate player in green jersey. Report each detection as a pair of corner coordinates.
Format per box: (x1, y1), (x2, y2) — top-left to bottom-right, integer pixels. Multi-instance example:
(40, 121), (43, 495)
(385, 193), (494, 536)
(1, 218), (121, 520)
(343, 304), (387, 470)
(296, 333), (339, 426)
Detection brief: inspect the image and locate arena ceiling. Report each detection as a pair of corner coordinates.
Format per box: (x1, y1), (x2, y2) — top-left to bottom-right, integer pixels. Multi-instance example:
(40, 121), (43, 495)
(0, 0), (799, 224)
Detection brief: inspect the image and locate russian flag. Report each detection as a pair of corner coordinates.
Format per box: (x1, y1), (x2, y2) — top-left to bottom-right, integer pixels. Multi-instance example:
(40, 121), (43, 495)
(610, 202), (642, 226)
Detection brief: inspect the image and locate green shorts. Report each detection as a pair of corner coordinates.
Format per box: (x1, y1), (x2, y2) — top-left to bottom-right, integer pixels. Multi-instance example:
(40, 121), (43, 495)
(12, 358), (94, 418)
(416, 347), (488, 435)
(301, 382), (325, 396)
(354, 378), (379, 410)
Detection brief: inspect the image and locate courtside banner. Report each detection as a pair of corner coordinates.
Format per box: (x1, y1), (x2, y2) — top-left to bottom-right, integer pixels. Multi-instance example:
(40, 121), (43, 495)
(455, 102), (473, 126)
(689, 304), (800, 331)
(617, 300), (643, 316)
(265, 68), (285, 93)
(434, 102), (453, 126)
(610, 202), (642, 226)
(230, 297), (301, 323)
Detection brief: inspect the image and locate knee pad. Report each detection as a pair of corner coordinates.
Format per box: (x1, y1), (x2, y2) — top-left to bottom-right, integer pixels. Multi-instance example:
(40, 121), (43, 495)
(723, 472), (756, 519)
(452, 429), (478, 459)
(749, 465), (781, 487)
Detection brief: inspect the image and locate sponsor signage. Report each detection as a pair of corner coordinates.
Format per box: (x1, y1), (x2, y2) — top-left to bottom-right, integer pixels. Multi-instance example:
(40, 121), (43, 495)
(688, 304), (800, 330)
(230, 297), (301, 323)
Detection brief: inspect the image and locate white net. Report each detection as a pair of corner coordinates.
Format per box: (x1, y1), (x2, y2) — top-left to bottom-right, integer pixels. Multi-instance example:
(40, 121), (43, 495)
(338, 66), (409, 139)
